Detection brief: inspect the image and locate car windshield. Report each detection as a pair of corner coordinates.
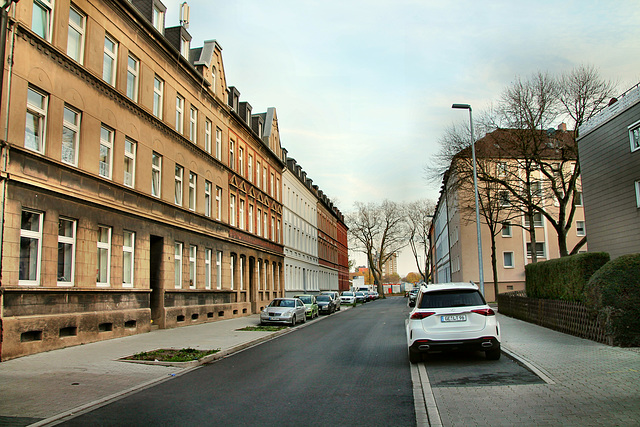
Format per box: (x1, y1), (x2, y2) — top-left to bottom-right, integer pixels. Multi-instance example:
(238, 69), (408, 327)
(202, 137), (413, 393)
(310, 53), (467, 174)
(419, 289), (486, 309)
(316, 295), (331, 302)
(270, 299), (294, 308)
(297, 295), (313, 304)
(355, 292), (364, 296)
(342, 292), (354, 296)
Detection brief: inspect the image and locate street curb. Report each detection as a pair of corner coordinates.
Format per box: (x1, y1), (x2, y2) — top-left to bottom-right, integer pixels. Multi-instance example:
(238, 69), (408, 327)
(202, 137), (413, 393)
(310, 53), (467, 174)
(501, 346), (556, 385)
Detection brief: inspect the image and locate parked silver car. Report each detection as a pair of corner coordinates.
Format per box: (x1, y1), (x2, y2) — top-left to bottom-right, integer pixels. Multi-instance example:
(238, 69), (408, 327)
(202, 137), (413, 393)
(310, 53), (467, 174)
(260, 298), (306, 326)
(340, 291), (356, 305)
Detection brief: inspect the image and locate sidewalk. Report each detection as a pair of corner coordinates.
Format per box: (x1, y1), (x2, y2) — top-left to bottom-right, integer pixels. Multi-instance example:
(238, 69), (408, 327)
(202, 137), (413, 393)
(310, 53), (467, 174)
(0, 313), (294, 426)
(429, 313), (640, 426)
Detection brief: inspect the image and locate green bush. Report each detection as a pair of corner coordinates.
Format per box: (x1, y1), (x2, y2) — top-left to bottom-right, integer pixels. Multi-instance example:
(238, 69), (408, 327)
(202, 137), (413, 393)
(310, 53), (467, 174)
(525, 252), (610, 301)
(584, 254), (640, 347)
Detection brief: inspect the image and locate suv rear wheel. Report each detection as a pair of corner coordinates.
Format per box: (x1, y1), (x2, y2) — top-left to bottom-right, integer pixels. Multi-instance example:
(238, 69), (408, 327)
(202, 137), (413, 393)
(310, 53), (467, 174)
(485, 346), (501, 360)
(409, 348), (422, 364)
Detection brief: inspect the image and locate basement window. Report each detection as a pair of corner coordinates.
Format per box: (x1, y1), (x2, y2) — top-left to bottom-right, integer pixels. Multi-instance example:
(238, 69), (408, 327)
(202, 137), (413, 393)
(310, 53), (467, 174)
(21, 330), (43, 342)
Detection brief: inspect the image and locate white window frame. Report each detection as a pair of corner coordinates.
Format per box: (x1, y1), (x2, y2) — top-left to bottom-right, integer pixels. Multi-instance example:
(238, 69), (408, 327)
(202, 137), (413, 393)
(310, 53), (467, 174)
(175, 164), (183, 206)
(629, 120), (640, 152)
(576, 220), (586, 237)
(32, 0), (53, 41)
(216, 250), (222, 290)
(19, 210), (43, 286)
(263, 212), (268, 238)
(180, 36), (190, 58)
(126, 54), (139, 102)
(99, 125), (113, 179)
(229, 139), (235, 169)
(257, 208), (262, 236)
(151, 152), (162, 197)
(124, 138), (136, 188)
(188, 172), (196, 211)
(501, 221), (512, 237)
(230, 194), (236, 226)
(238, 147), (244, 176)
(189, 245), (196, 289)
(524, 212), (544, 228)
(526, 242), (546, 259)
(216, 186), (222, 220)
(57, 217), (76, 286)
(103, 34), (118, 86)
(215, 127), (221, 160)
(61, 105), (80, 166)
(248, 154), (253, 182)
(153, 76), (163, 119)
(205, 248), (212, 289)
(152, 4), (164, 34)
(189, 106), (198, 144)
(503, 251), (514, 268)
(175, 95), (184, 133)
(270, 173), (275, 196)
(122, 230), (135, 288)
(25, 86), (48, 154)
(205, 119), (212, 153)
(256, 161), (261, 188)
(174, 242), (183, 289)
(205, 180), (212, 217)
(239, 199), (245, 229)
(67, 5), (85, 63)
(239, 256), (244, 290)
(248, 204), (253, 233)
(263, 167), (267, 192)
(97, 225), (111, 287)
(636, 180), (640, 209)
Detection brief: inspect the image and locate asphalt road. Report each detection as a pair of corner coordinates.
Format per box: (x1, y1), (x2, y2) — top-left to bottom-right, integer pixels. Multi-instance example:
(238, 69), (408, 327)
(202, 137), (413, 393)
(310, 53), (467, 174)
(59, 297), (416, 427)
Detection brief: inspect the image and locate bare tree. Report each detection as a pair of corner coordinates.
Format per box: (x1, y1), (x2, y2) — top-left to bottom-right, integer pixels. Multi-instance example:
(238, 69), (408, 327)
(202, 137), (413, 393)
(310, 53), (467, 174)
(346, 200), (407, 298)
(405, 199), (435, 283)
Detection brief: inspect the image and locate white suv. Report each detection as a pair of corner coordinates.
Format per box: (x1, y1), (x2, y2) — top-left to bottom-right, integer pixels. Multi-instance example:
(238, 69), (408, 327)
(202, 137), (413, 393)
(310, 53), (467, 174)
(406, 282), (501, 363)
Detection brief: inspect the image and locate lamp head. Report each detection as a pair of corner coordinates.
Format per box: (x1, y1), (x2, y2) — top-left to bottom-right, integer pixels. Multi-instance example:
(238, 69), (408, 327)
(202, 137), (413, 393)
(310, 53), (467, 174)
(452, 103), (471, 110)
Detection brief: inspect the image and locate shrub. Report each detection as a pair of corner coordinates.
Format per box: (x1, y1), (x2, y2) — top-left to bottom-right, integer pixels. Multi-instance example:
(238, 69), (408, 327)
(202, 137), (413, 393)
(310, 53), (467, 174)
(584, 254), (640, 346)
(525, 252), (610, 301)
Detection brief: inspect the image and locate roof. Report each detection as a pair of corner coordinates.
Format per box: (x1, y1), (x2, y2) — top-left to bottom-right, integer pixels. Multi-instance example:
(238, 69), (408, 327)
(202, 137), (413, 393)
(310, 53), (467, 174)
(421, 282), (479, 292)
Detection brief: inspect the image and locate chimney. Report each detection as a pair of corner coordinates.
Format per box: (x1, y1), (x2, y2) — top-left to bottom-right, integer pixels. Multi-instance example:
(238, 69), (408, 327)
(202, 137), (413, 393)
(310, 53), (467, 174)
(557, 123), (567, 132)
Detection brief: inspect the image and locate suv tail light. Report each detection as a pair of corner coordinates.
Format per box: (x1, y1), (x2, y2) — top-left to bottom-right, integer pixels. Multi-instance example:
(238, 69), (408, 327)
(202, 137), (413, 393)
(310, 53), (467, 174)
(410, 312), (435, 320)
(471, 308), (496, 316)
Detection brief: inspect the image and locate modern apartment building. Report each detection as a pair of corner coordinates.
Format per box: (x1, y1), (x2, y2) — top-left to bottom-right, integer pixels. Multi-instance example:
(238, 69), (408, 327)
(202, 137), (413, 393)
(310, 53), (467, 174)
(0, 0), (288, 360)
(430, 128), (587, 301)
(578, 84), (640, 258)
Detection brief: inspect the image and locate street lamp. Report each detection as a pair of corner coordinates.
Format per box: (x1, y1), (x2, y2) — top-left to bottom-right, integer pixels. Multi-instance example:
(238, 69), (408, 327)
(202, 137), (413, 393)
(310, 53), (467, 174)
(452, 103), (484, 295)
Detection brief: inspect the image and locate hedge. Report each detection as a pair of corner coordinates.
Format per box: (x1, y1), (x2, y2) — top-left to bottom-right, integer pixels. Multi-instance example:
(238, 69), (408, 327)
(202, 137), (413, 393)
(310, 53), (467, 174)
(525, 252), (610, 302)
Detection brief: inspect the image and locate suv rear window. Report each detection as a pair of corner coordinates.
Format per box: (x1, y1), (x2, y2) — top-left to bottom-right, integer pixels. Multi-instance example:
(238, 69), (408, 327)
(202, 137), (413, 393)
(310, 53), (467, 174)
(418, 289), (486, 309)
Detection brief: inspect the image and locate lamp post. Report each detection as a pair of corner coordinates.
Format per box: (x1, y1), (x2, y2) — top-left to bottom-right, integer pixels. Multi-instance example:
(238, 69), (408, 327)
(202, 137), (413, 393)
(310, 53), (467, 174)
(452, 103), (484, 295)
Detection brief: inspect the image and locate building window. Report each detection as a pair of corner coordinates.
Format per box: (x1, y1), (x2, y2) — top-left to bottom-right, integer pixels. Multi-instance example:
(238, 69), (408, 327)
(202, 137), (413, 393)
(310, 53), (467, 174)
(189, 246), (196, 289)
(271, 217), (275, 241)
(524, 212), (543, 228)
(636, 181), (640, 208)
(574, 191), (583, 206)
(20, 210), (43, 285)
(189, 107), (198, 144)
(152, 4), (164, 33)
(270, 173), (275, 196)
(205, 181), (212, 217)
(229, 139), (235, 169)
(257, 208), (262, 236)
(531, 181), (543, 197)
(263, 167), (267, 191)
(174, 242), (183, 288)
(215, 127), (221, 160)
(263, 212), (268, 238)
(188, 172), (196, 211)
(497, 162), (507, 177)
(256, 161), (261, 188)
(124, 138), (136, 188)
(248, 154), (253, 182)
(32, 0), (53, 41)
(151, 152), (162, 197)
(239, 199), (245, 229)
(175, 165), (183, 206)
(526, 242), (546, 259)
(249, 204), (253, 233)
(629, 122), (640, 152)
(153, 76), (163, 119)
(230, 254), (235, 290)
(57, 218), (76, 286)
(499, 190), (510, 206)
(277, 219), (281, 243)
(576, 221), (586, 236)
(230, 194), (236, 226)
(276, 178), (280, 201)
(97, 225), (111, 286)
(99, 125), (113, 179)
(61, 105), (80, 166)
(500, 221), (512, 237)
(123, 230), (135, 288)
(211, 67), (216, 95)
(25, 86), (48, 153)
(205, 248), (212, 289)
(175, 95), (184, 133)
(503, 252), (514, 268)
(238, 147), (245, 176)
(126, 55), (139, 102)
(216, 186), (222, 220)
(239, 256), (244, 290)
(103, 35), (118, 86)
(205, 119), (212, 153)
(67, 5), (85, 63)
(216, 250), (222, 290)
(180, 36), (190, 58)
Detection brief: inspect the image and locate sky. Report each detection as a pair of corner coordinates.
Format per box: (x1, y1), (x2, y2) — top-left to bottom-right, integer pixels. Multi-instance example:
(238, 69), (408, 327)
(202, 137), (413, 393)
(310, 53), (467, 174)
(162, 0), (640, 275)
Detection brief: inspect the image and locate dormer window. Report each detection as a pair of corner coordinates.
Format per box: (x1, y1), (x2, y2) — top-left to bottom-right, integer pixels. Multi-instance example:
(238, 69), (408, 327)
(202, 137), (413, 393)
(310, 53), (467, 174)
(152, 4), (164, 34)
(211, 67), (216, 96)
(180, 36), (190, 58)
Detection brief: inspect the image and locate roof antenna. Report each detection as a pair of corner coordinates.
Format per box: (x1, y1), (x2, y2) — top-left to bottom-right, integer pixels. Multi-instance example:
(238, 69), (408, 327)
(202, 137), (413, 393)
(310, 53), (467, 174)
(180, 2), (190, 29)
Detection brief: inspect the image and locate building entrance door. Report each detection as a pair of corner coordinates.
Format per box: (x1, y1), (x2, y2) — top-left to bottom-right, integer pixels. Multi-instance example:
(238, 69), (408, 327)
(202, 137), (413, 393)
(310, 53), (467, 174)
(149, 235), (164, 327)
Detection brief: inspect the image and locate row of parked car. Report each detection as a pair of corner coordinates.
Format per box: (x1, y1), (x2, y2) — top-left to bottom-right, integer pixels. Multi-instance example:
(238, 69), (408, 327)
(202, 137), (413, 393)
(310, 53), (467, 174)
(260, 289), (380, 326)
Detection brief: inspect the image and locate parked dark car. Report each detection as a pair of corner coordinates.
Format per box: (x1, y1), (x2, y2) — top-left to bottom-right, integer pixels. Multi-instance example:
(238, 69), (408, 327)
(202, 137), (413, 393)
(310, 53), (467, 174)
(316, 294), (337, 314)
(354, 291), (367, 303)
(319, 291), (341, 311)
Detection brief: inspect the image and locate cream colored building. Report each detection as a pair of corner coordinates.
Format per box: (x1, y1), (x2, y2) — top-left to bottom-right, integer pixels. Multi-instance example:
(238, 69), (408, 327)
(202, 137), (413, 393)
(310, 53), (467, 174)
(0, 0), (287, 359)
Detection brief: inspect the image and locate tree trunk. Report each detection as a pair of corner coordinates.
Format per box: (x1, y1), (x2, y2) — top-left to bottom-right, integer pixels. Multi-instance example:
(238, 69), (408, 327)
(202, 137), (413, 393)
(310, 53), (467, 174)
(490, 232), (499, 302)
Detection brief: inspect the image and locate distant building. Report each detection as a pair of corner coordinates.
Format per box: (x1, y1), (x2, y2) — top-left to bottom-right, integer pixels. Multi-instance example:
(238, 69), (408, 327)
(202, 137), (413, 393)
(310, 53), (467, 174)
(578, 84), (640, 258)
(381, 253), (398, 278)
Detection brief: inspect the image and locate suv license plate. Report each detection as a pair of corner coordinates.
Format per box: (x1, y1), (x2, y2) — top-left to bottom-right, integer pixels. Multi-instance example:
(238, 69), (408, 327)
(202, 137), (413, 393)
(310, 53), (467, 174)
(441, 314), (466, 322)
